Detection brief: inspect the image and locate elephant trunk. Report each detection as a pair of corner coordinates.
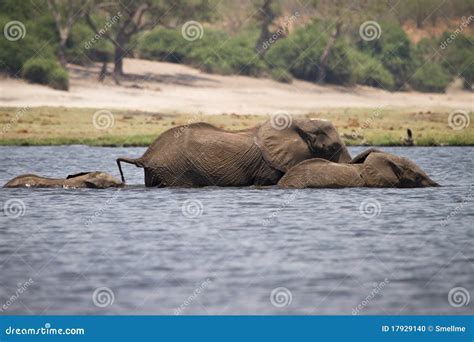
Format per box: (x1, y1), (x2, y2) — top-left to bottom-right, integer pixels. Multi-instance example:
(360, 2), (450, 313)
(423, 178), (440, 187)
(116, 157), (143, 183)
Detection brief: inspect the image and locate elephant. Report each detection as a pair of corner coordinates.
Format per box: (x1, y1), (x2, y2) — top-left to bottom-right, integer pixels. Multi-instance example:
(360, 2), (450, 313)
(3, 172), (123, 189)
(278, 148), (439, 188)
(116, 118), (352, 187)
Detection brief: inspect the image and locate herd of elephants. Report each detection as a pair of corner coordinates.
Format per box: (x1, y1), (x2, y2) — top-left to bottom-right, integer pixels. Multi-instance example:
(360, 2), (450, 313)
(4, 118), (439, 189)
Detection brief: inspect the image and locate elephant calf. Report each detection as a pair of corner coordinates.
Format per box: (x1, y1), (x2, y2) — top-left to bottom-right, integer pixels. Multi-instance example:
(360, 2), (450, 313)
(278, 149), (439, 188)
(3, 172), (123, 189)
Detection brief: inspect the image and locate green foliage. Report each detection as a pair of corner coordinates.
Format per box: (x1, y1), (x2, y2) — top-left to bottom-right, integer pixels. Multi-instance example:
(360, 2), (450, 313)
(266, 20), (356, 84)
(437, 32), (473, 88)
(138, 27), (266, 76)
(0, 16), (56, 75)
(22, 58), (69, 90)
(138, 28), (191, 62)
(460, 59), (473, 90)
(357, 21), (413, 89)
(410, 62), (451, 93)
(270, 67), (293, 83)
(351, 50), (395, 90)
(67, 21), (114, 65)
(48, 67), (69, 90)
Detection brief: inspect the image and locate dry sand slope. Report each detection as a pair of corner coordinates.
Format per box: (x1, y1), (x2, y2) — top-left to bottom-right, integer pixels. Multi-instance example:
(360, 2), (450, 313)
(0, 58), (471, 114)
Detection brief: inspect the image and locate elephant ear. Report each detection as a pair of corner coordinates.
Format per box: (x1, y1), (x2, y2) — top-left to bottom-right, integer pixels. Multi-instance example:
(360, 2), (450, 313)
(256, 119), (313, 172)
(361, 153), (403, 187)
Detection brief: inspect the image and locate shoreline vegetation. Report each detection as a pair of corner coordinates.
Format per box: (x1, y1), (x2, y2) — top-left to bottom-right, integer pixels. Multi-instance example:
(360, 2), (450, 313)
(1, 107), (472, 147)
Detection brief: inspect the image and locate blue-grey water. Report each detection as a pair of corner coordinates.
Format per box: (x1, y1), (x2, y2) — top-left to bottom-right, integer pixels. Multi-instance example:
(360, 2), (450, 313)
(0, 146), (472, 315)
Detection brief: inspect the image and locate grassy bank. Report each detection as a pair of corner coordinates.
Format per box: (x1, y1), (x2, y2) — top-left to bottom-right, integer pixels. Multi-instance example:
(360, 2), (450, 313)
(0, 106), (472, 146)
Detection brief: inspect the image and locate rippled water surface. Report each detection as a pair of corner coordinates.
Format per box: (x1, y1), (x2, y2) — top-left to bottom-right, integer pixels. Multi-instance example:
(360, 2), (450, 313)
(0, 146), (472, 315)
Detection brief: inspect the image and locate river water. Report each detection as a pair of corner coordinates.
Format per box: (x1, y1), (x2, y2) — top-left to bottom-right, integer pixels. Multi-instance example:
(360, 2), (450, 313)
(0, 146), (472, 315)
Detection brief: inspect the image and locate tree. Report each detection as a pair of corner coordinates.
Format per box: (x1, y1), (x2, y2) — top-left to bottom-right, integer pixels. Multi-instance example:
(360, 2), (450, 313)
(47, 0), (88, 67)
(84, 0), (212, 82)
(254, 0), (277, 57)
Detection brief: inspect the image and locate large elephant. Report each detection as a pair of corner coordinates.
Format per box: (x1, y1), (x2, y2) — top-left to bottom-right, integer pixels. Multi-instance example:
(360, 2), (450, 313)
(4, 172), (123, 189)
(116, 119), (351, 187)
(278, 149), (439, 188)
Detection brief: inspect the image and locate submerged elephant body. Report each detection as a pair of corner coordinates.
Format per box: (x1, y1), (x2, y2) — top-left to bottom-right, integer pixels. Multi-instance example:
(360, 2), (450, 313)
(117, 119), (351, 187)
(278, 149), (439, 188)
(4, 172), (123, 189)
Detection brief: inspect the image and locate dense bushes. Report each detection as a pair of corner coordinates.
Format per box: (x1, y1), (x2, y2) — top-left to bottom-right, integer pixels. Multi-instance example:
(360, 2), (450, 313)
(351, 50), (395, 90)
(22, 58), (69, 90)
(0, 14), (69, 90)
(136, 19), (466, 93)
(137, 27), (266, 76)
(358, 22), (414, 89)
(410, 62), (452, 92)
(265, 21), (356, 85)
(66, 22), (114, 65)
(1, 1), (472, 94)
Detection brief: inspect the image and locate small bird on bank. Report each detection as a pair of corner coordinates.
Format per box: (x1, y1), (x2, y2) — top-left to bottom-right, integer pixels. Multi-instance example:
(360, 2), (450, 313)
(402, 128), (414, 146)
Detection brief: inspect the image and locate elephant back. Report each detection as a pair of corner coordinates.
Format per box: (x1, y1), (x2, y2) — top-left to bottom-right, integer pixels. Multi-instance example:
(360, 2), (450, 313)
(140, 122), (223, 166)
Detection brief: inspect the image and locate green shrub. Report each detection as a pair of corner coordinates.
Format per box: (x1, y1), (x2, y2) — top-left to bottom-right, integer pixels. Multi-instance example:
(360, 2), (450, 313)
(460, 59), (473, 90)
(410, 62), (451, 93)
(437, 32), (473, 88)
(67, 21), (113, 65)
(357, 21), (414, 89)
(0, 16), (56, 75)
(49, 67), (69, 90)
(138, 28), (191, 63)
(22, 58), (69, 90)
(352, 50), (395, 90)
(266, 20), (355, 85)
(139, 27), (267, 76)
(270, 67), (293, 83)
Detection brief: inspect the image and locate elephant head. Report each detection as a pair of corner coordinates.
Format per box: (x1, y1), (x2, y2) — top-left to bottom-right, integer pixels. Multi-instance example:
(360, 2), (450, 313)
(4, 172), (123, 189)
(279, 149), (439, 188)
(256, 118), (351, 173)
(356, 151), (440, 188)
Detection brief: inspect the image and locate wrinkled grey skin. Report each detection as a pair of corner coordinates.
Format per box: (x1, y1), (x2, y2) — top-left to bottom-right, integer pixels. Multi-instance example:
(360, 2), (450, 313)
(278, 149), (439, 188)
(116, 119), (351, 187)
(4, 172), (123, 189)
